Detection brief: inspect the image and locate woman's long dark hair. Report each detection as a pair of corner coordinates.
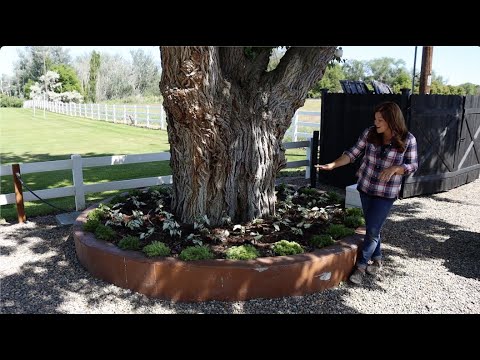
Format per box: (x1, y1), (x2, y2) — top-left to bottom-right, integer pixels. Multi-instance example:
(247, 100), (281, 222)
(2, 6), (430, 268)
(367, 101), (408, 152)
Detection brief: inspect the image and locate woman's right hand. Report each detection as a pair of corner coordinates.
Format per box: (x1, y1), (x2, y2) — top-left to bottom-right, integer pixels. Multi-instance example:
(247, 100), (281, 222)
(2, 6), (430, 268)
(315, 163), (335, 171)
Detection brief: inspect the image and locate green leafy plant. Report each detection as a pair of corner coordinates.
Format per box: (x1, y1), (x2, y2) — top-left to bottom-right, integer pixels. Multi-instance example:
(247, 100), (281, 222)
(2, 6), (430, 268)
(326, 224), (355, 239)
(226, 244), (260, 260)
(309, 234), (335, 248)
(327, 191), (343, 204)
(118, 235), (141, 250)
(94, 224), (116, 241)
(83, 219), (100, 233)
(273, 240), (304, 256)
(87, 208), (106, 222)
(179, 246), (214, 261)
(143, 241), (170, 257)
(344, 215), (365, 228)
(346, 207), (363, 217)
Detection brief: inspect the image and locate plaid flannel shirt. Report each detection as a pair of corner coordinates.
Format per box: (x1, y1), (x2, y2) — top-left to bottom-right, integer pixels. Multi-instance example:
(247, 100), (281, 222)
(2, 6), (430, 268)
(343, 126), (418, 199)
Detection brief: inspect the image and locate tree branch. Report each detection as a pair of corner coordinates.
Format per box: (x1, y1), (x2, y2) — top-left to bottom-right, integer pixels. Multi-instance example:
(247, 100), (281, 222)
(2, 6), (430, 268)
(268, 47), (336, 106)
(218, 47), (248, 83)
(246, 47), (275, 81)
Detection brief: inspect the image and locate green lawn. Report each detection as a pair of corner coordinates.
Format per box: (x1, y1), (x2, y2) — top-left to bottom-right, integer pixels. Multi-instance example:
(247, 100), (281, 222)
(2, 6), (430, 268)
(300, 99), (322, 112)
(0, 108), (307, 221)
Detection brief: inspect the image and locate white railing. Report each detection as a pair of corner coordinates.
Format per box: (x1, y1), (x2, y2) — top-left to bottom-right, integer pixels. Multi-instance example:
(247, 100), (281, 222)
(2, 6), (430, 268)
(23, 100), (167, 130)
(287, 110), (321, 141)
(0, 139), (314, 211)
(23, 100), (321, 139)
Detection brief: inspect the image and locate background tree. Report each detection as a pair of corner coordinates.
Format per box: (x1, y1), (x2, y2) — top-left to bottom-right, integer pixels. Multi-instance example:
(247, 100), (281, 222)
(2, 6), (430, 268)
(160, 46), (336, 225)
(86, 51), (101, 102)
(73, 53), (91, 97)
(51, 64), (82, 94)
(308, 62), (345, 96)
(130, 49), (161, 97)
(96, 54), (134, 101)
(13, 46), (71, 97)
(342, 59), (368, 81)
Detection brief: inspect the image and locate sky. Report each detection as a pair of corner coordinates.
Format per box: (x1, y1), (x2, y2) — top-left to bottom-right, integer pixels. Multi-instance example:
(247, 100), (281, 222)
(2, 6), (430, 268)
(1, 46), (479, 86)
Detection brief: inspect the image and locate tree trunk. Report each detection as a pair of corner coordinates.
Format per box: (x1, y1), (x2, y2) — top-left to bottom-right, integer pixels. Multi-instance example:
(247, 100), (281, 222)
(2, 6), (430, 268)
(160, 46), (335, 225)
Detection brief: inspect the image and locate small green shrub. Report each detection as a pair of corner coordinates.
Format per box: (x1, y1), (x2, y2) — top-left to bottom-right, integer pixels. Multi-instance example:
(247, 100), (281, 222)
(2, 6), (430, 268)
(143, 241), (170, 257)
(226, 244), (260, 260)
(83, 219), (100, 233)
(118, 236), (141, 250)
(327, 191), (343, 204)
(87, 208), (104, 222)
(179, 246), (214, 261)
(309, 234), (334, 248)
(326, 224), (355, 239)
(273, 240), (304, 256)
(0, 94), (23, 107)
(344, 215), (365, 228)
(94, 224), (116, 241)
(346, 207), (363, 217)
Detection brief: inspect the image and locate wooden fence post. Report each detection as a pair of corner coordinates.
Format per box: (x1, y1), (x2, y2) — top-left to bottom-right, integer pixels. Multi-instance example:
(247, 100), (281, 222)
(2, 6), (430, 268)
(12, 164), (26, 223)
(71, 154), (85, 211)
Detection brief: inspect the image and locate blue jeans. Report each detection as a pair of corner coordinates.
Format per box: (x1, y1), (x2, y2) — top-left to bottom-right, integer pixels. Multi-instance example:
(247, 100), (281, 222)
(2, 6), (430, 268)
(357, 191), (395, 270)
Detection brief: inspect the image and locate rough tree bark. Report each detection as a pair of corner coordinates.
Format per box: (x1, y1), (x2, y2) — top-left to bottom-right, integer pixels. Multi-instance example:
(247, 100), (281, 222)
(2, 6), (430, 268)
(159, 46), (335, 225)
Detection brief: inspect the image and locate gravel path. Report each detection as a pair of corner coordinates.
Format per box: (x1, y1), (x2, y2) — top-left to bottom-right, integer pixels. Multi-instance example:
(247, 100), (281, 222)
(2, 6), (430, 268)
(1, 178), (479, 314)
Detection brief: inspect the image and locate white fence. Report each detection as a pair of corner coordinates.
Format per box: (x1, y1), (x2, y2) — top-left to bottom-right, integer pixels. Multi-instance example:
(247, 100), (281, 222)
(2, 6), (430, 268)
(24, 100), (167, 130)
(23, 100), (320, 140)
(0, 140), (313, 211)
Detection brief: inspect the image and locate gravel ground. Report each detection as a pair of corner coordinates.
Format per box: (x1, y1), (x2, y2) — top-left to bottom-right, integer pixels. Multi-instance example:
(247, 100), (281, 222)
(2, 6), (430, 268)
(1, 178), (479, 314)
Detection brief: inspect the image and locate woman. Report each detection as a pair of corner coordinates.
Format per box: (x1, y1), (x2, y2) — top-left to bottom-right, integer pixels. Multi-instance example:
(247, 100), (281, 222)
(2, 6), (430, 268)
(316, 101), (418, 285)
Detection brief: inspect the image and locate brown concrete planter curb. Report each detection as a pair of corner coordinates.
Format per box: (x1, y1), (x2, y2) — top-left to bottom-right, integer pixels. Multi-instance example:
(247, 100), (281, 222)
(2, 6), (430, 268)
(73, 204), (365, 302)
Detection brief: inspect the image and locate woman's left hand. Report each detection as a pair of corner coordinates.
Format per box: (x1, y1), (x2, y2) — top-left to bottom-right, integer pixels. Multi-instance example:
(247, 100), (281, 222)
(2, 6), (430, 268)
(379, 166), (400, 181)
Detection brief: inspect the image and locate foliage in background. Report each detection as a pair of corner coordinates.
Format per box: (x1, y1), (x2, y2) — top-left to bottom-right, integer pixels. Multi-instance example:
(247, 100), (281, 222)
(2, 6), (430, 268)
(130, 49), (161, 97)
(0, 94), (23, 107)
(87, 51), (101, 103)
(50, 64), (82, 94)
(12, 46), (71, 97)
(308, 57), (480, 97)
(3, 46), (480, 103)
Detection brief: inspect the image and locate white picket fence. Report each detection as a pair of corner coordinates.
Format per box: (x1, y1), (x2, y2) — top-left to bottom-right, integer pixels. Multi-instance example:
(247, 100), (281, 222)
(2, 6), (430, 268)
(23, 100), (321, 140)
(0, 139), (313, 211)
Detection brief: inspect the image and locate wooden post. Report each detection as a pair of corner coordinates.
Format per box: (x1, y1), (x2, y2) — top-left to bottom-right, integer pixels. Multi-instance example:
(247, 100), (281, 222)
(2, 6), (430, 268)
(419, 46), (433, 94)
(12, 164), (26, 223)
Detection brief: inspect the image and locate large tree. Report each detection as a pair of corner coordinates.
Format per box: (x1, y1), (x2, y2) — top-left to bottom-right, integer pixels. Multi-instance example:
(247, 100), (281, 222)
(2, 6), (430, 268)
(159, 46), (335, 226)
